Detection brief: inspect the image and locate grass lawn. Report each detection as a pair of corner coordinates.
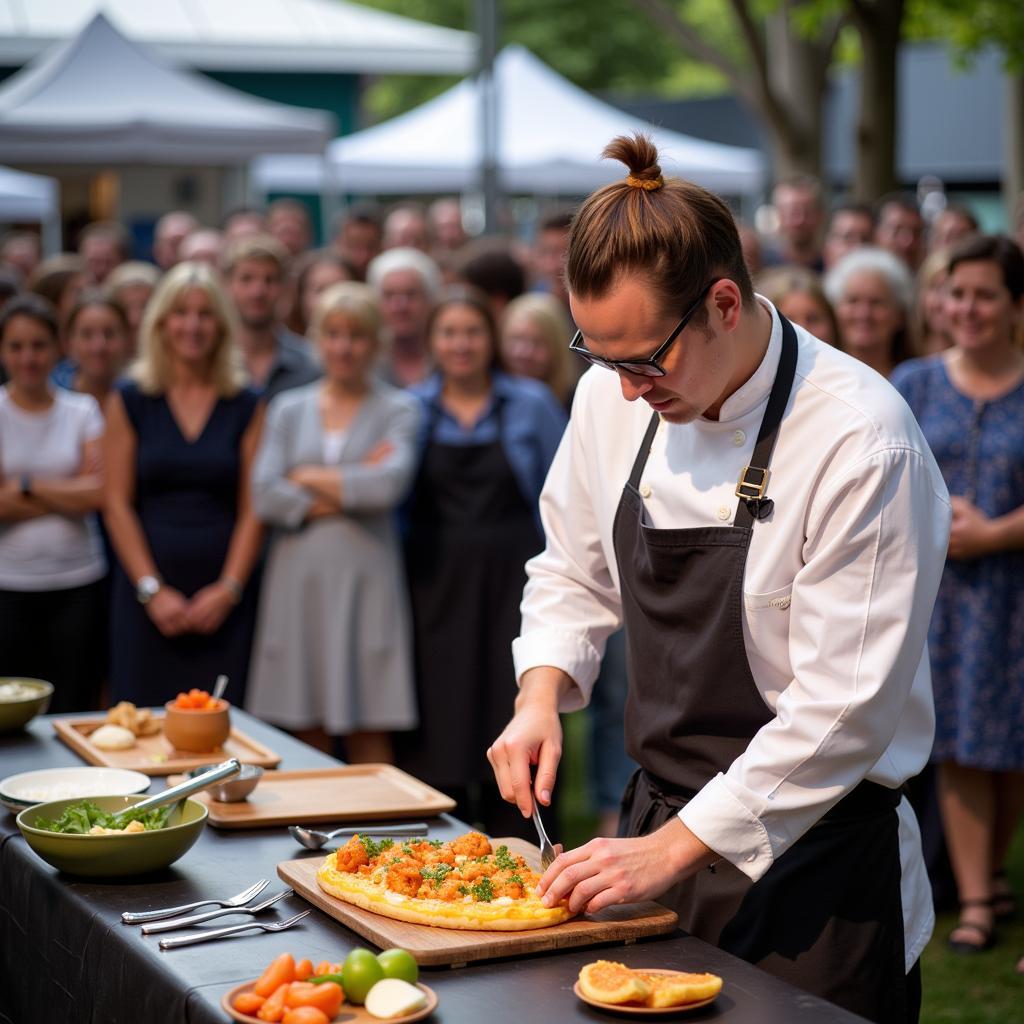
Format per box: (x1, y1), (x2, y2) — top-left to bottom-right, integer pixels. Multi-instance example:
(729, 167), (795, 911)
(558, 710), (1024, 1023)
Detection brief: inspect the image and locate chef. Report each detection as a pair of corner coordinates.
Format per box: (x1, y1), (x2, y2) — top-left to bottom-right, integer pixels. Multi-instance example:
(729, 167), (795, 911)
(487, 134), (950, 1024)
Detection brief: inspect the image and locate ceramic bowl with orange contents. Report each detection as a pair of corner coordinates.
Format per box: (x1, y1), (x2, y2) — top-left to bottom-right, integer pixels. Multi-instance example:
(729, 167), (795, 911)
(163, 690), (230, 753)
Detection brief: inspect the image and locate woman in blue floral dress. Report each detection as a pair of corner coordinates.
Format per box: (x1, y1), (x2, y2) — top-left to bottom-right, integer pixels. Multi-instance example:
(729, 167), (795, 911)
(892, 234), (1024, 956)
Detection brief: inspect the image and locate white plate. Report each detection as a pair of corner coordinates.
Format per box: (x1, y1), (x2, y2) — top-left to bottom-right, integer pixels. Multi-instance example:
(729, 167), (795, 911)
(0, 766), (151, 814)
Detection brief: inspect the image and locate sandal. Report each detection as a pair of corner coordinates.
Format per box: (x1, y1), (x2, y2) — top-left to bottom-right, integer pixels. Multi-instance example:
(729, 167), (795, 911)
(992, 870), (1017, 921)
(948, 898), (996, 955)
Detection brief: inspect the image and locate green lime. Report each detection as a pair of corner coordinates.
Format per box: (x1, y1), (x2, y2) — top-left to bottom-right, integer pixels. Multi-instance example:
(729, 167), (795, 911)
(342, 948), (384, 1005)
(376, 948), (419, 984)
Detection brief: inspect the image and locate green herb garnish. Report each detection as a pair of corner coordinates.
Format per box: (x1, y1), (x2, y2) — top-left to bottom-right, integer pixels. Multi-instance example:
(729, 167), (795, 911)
(494, 845), (516, 871)
(471, 877), (495, 902)
(358, 835), (394, 858)
(419, 863), (453, 888)
(426, 839), (443, 848)
(509, 873), (524, 887)
(457, 884), (470, 896)
(34, 800), (173, 835)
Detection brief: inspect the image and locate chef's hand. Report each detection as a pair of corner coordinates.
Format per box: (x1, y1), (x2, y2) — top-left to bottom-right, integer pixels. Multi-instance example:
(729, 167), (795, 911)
(487, 666), (574, 816)
(948, 496), (998, 560)
(537, 817), (718, 915)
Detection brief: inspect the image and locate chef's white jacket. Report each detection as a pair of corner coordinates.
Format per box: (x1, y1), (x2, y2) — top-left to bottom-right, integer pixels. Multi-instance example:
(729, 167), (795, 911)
(513, 299), (951, 969)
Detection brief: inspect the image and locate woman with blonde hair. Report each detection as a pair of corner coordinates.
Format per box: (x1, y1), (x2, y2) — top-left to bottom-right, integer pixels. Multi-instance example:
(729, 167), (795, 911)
(248, 282), (420, 760)
(500, 292), (575, 407)
(104, 262), (264, 706)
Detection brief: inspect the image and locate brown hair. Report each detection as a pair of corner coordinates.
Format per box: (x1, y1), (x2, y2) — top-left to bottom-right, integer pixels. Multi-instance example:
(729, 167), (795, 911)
(566, 134), (754, 325)
(948, 233), (1024, 302)
(66, 289), (130, 338)
(221, 233), (290, 279)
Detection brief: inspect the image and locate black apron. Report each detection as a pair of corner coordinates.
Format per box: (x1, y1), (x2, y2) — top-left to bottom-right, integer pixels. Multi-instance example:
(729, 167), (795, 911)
(613, 316), (915, 1024)
(401, 399), (542, 802)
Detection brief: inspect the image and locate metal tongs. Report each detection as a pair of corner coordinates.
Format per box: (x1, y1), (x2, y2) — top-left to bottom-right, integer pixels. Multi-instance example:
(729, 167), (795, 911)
(110, 759), (241, 824)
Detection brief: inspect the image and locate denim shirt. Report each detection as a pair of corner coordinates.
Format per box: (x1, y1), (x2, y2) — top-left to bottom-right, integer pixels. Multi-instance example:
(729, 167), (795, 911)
(409, 371), (567, 519)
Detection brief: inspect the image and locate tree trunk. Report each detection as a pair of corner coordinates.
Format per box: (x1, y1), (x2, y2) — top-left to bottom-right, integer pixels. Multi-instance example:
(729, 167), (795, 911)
(850, 0), (904, 201)
(763, 5), (825, 180)
(1004, 71), (1024, 225)
(631, 0), (840, 186)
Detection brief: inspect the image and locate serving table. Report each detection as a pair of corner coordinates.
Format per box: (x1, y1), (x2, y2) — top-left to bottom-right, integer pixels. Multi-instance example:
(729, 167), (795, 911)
(0, 712), (868, 1024)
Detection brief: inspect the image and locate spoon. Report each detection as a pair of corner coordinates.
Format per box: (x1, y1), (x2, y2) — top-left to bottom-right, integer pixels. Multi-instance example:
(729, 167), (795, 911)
(111, 759), (241, 823)
(290, 822), (429, 850)
(212, 674), (229, 702)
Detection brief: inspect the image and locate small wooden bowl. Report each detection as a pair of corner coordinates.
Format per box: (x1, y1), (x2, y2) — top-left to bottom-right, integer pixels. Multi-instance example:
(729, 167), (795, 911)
(162, 699), (230, 753)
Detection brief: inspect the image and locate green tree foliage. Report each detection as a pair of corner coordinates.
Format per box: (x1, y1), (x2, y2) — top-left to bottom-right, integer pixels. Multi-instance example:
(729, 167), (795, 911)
(906, 0), (1024, 69)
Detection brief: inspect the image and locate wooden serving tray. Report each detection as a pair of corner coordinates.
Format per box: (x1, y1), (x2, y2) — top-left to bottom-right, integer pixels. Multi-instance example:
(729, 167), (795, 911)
(168, 765), (456, 828)
(52, 715), (281, 777)
(278, 837), (679, 967)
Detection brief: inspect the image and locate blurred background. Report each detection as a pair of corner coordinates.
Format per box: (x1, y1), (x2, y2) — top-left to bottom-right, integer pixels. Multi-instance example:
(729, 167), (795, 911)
(0, 0), (1020, 253)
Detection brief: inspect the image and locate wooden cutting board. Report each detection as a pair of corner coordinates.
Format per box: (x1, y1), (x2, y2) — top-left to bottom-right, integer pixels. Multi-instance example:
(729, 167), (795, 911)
(169, 765), (456, 828)
(278, 837), (679, 967)
(53, 716), (281, 777)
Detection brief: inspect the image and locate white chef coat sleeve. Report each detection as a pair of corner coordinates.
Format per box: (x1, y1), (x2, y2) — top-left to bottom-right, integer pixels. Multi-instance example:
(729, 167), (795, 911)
(679, 444), (951, 880)
(512, 381), (624, 713)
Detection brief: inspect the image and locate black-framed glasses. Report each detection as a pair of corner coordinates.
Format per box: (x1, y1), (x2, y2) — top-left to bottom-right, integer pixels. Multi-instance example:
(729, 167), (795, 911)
(569, 279), (718, 377)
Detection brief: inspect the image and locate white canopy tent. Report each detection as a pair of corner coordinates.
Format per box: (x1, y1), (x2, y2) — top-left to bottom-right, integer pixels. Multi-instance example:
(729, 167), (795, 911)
(0, 165), (60, 251)
(0, 13), (334, 164)
(251, 46), (766, 198)
(0, 0), (475, 75)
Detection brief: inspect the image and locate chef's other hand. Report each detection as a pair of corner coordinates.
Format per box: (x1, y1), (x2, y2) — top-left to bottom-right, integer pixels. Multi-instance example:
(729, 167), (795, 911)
(487, 666), (574, 817)
(537, 817), (718, 915)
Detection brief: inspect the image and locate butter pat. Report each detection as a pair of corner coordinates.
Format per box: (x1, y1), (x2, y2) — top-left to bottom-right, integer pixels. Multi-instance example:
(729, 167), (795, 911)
(90, 724), (136, 750)
(364, 979), (428, 1019)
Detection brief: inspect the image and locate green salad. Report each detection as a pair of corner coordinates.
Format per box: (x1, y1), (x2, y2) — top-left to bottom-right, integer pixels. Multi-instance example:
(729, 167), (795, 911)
(34, 800), (173, 834)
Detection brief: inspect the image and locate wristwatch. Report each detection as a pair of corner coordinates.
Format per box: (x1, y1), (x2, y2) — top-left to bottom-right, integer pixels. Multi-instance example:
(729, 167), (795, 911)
(135, 575), (162, 605)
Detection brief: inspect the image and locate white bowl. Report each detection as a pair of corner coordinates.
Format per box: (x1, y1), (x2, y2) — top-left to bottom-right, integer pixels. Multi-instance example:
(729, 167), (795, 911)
(0, 766), (151, 815)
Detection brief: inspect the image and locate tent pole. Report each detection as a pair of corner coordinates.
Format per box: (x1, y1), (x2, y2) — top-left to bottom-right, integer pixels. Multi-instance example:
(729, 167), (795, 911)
(476, 0), (499, 234)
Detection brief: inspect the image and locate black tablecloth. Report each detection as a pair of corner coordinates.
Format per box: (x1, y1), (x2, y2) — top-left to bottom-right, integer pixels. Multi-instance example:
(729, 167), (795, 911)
(0, 713), (867, 1024)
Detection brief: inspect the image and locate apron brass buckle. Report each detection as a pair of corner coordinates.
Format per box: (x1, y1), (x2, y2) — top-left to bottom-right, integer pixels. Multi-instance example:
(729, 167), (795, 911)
(736, 465), (770, 501)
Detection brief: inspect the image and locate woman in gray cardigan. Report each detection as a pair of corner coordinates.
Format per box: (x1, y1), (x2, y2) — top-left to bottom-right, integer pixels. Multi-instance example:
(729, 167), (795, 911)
(247, 283), (420, 761)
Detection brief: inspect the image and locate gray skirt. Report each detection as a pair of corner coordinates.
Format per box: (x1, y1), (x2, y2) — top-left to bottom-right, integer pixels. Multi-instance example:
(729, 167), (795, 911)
(246, 516), (417, 735)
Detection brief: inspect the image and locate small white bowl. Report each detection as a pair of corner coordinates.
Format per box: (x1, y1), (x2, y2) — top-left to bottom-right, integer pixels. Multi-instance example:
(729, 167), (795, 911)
(0, 766), (151, 815)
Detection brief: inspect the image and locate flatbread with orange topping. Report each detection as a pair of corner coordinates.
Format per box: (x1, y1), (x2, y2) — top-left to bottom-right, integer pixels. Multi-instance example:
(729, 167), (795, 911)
(315, 831), (573, 931)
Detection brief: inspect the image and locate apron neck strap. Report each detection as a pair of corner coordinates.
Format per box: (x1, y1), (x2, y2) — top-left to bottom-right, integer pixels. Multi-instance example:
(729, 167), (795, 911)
(733, 313), (799, 528)
(628, 411), (663, 490)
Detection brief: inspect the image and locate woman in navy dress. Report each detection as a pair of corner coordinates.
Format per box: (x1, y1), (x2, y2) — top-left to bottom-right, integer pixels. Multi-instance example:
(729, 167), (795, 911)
(104, 262), (264, 707)
(892, 235), (1024, 955)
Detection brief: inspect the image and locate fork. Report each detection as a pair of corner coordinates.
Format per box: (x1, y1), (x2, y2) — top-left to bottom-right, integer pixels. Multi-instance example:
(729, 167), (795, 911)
(141, 888), (293, 935)
(531, 802), (558, 870)
(158, 910), (311, 950)
(122, 879), (269, 924)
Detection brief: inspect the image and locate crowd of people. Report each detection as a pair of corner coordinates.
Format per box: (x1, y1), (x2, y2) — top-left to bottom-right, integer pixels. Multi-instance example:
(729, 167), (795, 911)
(0, 181), (1022, 942)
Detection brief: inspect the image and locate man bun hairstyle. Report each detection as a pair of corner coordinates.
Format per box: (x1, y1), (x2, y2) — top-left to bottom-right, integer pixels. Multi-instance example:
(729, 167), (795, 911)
(567, 133), (754, 325)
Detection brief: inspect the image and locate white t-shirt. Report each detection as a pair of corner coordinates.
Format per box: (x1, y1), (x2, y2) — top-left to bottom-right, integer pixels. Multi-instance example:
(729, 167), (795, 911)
(0, 386), (106, 590)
